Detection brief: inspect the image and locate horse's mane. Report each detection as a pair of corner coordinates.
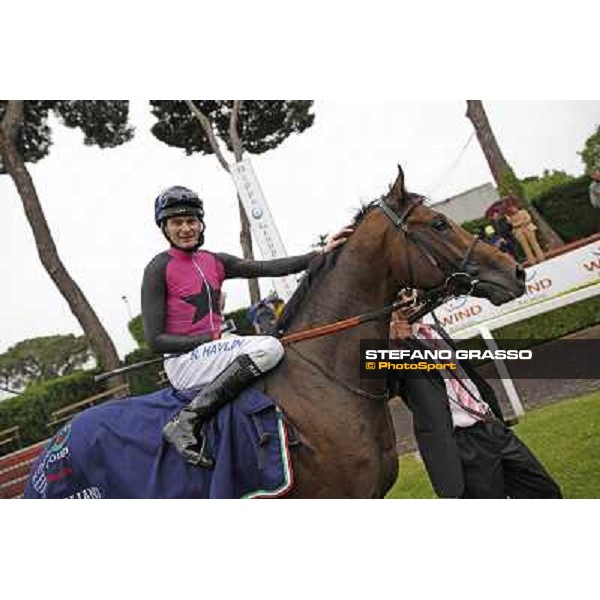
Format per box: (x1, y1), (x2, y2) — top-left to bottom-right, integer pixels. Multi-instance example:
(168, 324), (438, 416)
(277, 244), (339, 333)
(351, 198), (380, 227)
(277, 199), (382, 333)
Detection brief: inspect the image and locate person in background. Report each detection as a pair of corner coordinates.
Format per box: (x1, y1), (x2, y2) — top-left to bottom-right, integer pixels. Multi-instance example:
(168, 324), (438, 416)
(267, 293), (285, 319)
(505, 204), (545, 264)
(248, 295), (281, 336)
(589, 170), (600, 209)
(389, 295), (562, 499)
(482, 224), (512, 256)
(488, 209), (518, 260)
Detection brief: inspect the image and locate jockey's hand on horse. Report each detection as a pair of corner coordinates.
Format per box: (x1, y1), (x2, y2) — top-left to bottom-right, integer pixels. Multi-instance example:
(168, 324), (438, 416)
(321, 226), (354, 254)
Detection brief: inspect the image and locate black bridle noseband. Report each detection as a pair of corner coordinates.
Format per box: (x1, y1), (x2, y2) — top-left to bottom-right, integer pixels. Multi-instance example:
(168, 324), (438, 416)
(375, 196), (481, 322)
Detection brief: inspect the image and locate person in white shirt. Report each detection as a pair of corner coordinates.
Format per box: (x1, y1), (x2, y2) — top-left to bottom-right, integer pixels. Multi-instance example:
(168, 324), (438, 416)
(389, 301), (562, 499)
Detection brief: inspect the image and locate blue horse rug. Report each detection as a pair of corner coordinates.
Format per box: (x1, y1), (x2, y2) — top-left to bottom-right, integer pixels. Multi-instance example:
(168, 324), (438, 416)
(24, 387), (294, 499)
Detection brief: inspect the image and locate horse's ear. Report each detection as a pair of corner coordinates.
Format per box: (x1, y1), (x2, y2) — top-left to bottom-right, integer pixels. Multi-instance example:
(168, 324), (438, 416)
(390, 164), (407, 203)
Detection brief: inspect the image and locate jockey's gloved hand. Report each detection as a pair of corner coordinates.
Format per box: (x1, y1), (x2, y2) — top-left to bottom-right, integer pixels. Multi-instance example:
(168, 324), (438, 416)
(322, 226), (354, 254)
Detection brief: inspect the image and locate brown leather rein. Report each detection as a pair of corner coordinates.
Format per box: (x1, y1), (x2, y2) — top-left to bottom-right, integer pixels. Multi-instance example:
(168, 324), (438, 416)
(279, 279), (459, 346)
(280, 297), (417, 345)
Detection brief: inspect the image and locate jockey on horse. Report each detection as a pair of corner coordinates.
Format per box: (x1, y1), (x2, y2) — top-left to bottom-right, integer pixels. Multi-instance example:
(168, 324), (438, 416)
(25, 167), (527, 499)
(143, 186), (352, 466)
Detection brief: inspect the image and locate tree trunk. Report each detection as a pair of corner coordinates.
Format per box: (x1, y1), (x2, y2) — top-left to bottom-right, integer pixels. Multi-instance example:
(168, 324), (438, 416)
(186, 100), (260, 304)
(526, 203), (565, 250)
(0, 102), (122, 374)
(465, 100), (509, 185)
(466, 100), (564, 250)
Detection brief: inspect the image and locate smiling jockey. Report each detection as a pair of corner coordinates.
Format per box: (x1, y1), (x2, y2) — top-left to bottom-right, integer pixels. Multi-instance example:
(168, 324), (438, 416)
(143, 186), (351, 466)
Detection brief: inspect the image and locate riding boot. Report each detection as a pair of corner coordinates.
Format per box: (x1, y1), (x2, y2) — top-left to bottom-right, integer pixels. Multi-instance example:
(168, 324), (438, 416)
(163, 354), (263, 467)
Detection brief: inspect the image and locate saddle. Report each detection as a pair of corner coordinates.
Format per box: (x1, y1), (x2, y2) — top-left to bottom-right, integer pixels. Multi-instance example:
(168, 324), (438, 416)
(24, 387), (297, 499)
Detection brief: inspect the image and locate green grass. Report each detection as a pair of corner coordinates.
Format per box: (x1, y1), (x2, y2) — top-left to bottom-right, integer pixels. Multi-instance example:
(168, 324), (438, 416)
(386, 390), (600, 499)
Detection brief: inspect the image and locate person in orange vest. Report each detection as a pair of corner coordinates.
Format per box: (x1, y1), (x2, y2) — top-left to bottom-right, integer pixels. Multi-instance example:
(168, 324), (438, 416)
(505, 204), (545, 264)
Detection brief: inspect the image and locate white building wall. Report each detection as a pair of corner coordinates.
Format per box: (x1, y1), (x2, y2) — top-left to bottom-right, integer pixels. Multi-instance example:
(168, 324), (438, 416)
(433, 183), (500, 223)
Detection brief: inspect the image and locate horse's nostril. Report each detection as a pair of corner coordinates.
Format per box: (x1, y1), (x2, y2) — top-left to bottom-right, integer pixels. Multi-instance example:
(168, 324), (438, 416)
(516, 264), (526, 282)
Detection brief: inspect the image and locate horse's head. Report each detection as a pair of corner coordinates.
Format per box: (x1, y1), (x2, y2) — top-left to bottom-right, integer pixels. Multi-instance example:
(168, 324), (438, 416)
(370, 165), (526, 306)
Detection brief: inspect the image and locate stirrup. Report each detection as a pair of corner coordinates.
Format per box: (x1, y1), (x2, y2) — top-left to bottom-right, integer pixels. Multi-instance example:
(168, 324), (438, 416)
(181, 428), (215, 470)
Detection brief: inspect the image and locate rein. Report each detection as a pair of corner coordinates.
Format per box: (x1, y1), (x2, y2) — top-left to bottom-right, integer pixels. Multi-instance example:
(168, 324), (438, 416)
(279, 293), (443, 346)
(280, 300), (403, 345)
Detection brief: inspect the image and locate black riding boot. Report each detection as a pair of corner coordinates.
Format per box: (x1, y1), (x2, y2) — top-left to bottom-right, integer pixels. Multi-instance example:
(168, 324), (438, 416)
(163, 354), (262, 467)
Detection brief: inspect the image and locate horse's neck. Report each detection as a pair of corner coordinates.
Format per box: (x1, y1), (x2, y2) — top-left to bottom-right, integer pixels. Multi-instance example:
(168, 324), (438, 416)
(294, 241), (395, 333)
(288, 240), (396, 385)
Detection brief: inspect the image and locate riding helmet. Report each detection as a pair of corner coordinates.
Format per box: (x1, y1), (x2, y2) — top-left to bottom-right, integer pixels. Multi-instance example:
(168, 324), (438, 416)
(154, 186), (204, 228)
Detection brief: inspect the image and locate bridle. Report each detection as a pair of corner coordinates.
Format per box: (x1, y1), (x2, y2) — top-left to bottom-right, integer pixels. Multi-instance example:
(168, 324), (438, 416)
(374, 195), (481, 322)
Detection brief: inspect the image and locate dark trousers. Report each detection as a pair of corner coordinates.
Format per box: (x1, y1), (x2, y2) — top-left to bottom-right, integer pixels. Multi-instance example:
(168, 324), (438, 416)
(454, 420), (562, 499)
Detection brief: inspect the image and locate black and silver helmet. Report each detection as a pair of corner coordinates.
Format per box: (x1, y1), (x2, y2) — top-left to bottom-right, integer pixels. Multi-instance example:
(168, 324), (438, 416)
(154, 186), (204, 227)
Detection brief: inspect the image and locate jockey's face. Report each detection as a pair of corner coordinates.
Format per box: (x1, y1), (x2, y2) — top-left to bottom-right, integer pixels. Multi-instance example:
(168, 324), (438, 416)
(165, 215), (204, 250)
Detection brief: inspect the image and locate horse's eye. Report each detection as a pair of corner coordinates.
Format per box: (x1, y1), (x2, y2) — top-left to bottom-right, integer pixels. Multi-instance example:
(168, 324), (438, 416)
(431, 217), (449, 232)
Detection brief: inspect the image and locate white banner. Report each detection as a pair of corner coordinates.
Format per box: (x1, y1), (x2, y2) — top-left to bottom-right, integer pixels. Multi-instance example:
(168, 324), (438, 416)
(230, 159), (297, 302)
(425, 238), (600, 334)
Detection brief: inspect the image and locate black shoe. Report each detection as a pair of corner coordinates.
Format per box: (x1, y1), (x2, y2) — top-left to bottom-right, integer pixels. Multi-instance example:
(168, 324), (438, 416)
(163, 354), (262, 466)
(163, 409), (214, 468)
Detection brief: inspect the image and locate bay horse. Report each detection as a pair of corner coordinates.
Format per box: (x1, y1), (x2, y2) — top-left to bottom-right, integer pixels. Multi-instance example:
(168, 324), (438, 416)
(267, 166), (525, 497)
(25, 167), (525, 499)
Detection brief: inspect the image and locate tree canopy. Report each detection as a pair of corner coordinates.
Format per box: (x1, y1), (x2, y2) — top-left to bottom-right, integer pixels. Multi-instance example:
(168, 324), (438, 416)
(149, 100), (314, 156)
(128, 315), (146, 348)
(0, 101), (133, 173)
(0, 334), (94, 392)
(522, 170), (577, 202)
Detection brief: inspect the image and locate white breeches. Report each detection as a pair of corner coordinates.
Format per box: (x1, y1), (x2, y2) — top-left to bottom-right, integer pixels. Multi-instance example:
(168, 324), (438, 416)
(164, 335), (284, 391)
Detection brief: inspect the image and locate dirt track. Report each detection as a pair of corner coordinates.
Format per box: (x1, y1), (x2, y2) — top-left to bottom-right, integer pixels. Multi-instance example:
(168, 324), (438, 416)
(390, 325), (600, 454)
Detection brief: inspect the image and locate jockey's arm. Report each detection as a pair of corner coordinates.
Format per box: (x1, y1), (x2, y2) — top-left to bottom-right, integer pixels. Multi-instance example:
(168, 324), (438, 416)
(217, 226), (354, 279)
(216, 252), (318, 279)
(141, 255), (214, 354)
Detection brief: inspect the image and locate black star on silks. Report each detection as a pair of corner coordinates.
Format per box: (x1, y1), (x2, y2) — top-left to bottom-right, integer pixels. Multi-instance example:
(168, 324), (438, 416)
(182, 283), (221, 324)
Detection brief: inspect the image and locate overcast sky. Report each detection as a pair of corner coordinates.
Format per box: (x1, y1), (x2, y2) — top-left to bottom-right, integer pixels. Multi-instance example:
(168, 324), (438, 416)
(1, 100), (598, 359)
